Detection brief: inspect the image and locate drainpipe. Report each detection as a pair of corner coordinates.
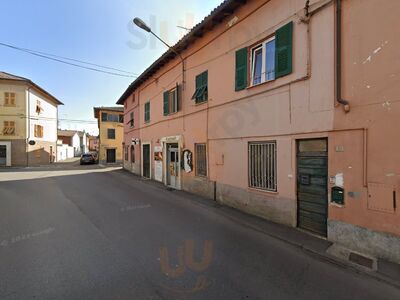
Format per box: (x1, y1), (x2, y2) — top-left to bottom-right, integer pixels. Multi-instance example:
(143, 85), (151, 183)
(26, 87), (31, 167)
(336, 0), (350, 112)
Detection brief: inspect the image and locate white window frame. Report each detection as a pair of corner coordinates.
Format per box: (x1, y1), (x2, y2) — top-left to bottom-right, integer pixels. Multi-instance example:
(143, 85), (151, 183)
(250, 36), (276, 86)
(169, 88), (178, 114)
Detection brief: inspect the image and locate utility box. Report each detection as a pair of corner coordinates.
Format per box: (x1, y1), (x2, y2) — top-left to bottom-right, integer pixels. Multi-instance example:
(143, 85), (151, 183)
(367, 183), (396, 213)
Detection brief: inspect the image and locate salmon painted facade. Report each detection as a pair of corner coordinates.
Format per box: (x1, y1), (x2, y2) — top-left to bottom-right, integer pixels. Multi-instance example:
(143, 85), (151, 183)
(117, 0), (400, 263)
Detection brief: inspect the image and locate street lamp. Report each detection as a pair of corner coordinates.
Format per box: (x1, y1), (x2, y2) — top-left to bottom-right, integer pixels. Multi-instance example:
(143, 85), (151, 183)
(133, 17), (185, 90)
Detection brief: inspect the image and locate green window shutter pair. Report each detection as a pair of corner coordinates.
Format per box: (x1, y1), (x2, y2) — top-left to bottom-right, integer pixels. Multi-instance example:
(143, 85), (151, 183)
(144, 102), (150, 122)
(192, 71), (208, 103)
(163, 91), (169, 116)
(163, 83), (182, 116)
(234, 21), (293, 90)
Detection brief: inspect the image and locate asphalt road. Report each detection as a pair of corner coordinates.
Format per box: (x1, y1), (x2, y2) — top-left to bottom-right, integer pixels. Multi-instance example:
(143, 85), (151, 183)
(0, 166), (399, 299)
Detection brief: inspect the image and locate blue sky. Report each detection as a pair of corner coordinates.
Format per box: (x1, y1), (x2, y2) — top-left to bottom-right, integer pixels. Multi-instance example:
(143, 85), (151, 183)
(0, 0), (223, 135)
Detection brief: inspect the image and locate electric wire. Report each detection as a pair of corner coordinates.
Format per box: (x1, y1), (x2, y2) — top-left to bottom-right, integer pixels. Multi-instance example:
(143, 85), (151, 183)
(0, 42), (138, 78)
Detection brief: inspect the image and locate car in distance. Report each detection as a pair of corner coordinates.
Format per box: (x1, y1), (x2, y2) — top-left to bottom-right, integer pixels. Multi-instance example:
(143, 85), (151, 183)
(80, 153), (96, 165)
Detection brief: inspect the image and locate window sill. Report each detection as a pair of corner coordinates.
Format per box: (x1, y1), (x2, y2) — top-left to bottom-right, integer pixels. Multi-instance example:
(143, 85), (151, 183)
(194, 100), (208, 106)
(165, 110), (180, 117)
(248, 186), (279, 196)
(247, 78), (276, 90)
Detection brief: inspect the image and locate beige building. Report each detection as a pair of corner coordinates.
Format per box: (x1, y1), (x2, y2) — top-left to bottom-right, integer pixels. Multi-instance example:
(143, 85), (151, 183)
(93, 107), (124, 164)
(0, 71), (63, 166)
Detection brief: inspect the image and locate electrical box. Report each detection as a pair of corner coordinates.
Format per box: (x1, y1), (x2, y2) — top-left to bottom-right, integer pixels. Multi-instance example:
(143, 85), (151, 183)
(331, 186), (345, 205)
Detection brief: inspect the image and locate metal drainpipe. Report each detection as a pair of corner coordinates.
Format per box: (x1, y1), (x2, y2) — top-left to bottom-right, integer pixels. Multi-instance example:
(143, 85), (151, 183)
(336, 0), (350, 112)
(26, 87), (31, 166)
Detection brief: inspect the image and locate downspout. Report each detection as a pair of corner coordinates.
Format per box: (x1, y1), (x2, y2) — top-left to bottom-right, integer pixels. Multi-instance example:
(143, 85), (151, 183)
(26, 87), (31, 167)
(336, 0), (350, 112)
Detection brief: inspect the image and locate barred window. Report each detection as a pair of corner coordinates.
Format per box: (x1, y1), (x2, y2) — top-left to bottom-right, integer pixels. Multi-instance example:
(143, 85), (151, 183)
(248, 141), (277, 191)
(124, 145), (129, 161)
(195, 143), (207, 176)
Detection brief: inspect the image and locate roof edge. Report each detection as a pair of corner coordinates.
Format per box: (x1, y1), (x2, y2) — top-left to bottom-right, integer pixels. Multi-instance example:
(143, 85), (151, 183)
(116, 0), (247, 105)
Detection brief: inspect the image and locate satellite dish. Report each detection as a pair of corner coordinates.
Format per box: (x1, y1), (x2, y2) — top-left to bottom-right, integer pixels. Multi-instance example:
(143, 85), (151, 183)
(28, 140), (36, 146)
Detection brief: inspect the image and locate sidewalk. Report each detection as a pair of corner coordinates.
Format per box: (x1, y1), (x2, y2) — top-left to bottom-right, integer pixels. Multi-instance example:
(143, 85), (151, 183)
(129, 171), (400, 289)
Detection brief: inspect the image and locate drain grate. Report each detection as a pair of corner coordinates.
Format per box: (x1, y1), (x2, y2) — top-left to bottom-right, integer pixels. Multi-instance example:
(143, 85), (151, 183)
(349, 252), (374, 269)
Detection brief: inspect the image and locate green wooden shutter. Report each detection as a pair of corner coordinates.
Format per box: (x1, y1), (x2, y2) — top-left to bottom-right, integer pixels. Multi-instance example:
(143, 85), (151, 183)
(275, 21), (293, 78)
(196, 73), (202, 89)
(163, 91), (169, 116)
(202, 71), (208, 87)
(144, 102), (150, 122)
(235, 47), (248, 91)
(176, 83), (181, 112)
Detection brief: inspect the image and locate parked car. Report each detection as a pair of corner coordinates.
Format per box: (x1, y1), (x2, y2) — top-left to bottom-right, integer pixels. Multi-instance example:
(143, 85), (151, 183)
(80, 153), (96, 165)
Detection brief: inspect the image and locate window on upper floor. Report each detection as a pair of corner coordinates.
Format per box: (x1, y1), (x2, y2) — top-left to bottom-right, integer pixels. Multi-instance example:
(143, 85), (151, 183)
(36, 100), (43, 114)
(250, 36), (276, 85)
(192, 71), (208, 104)
(144, 101), (150, 123)
(129, 112), (134, 128)
(107, 128), (116, 139)
(34, 124), (43, 138)
(101, 112), (123, 123)
(3, 121), (15, 136)
(163, 84), (181, 116)
(4, 92), (16, 106)
(235, 22), (293, 91)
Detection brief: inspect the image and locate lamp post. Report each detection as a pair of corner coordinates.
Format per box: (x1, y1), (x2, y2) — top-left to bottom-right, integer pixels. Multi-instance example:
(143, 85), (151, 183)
(133, 17), (185, 90)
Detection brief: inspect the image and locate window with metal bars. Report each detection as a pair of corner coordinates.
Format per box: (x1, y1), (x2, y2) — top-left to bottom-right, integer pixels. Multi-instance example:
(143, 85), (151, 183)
(195, 143), (207, 177)
(248, 141), (277, 191)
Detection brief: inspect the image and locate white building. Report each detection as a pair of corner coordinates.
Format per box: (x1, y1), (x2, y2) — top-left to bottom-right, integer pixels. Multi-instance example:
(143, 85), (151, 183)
(57, 130), (88, 158)
(0, 71), (63, 166)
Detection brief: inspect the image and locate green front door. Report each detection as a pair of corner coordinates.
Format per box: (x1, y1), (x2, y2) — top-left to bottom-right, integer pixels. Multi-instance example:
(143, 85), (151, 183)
(297, 139), (328, 236)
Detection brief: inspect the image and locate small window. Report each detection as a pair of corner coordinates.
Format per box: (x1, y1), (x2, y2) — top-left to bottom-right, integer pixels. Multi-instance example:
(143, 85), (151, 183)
(144, 102), (150, 123)
(129, 112), (134, 128)
(34, 124), (43, 138)
(192, 71), (208, 104)
(125, 145), (129, 161)
(119, 114), (124, 123)
(131, 145), (135, 163)
(248, 141), (277, 191)
(163, 86), (180, 116)
(250, 36), (276, 86)
(3, 121), (15, 135)
(132, 93), (135, 103)
(107, 128), (116, 139)
(4, 92), (16, 106)
(195, 143), (207, 177)
(36, 100), (43, 114)
(101, 112), (108, 122)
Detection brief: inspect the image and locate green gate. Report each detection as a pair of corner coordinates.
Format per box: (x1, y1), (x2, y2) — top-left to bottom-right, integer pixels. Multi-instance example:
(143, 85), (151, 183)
(297, 139), (328, 236)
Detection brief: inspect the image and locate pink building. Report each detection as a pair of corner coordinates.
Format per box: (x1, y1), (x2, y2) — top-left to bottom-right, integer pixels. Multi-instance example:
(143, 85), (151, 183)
(117, 0), (400, 264)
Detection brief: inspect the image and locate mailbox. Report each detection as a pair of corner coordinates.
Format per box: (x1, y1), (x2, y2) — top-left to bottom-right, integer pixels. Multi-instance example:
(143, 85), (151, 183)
(331, 186), (345, 205)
